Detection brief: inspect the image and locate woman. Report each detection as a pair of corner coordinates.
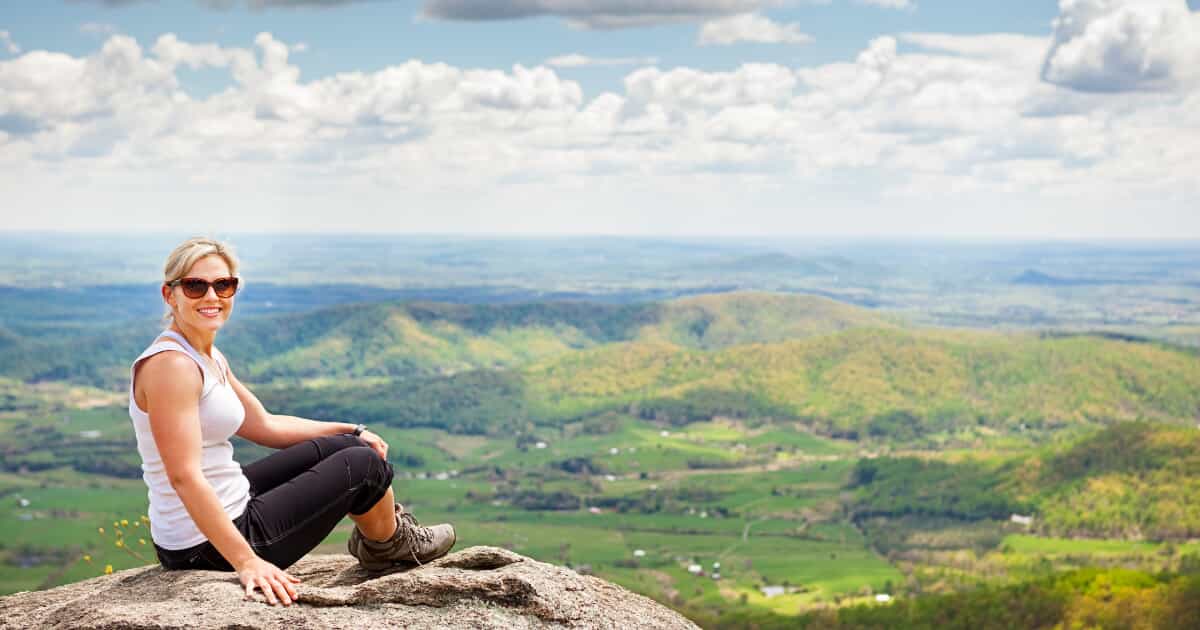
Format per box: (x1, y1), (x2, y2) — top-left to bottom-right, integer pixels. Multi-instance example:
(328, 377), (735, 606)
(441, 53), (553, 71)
(129, 237), (455, 606)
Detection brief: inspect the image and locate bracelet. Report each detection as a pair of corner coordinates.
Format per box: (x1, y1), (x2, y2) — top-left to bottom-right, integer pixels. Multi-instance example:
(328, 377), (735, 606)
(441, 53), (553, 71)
(352, 424), (367, 437)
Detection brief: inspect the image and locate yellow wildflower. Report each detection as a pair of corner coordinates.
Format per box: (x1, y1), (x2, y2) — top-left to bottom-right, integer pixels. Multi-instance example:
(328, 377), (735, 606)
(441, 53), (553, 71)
(83, 555), (92, 563)
(113, 521), (120, 528)
(121, 519), (129, 526)
(115, 540), (124, 548)
(104, 565), (113, 575)
(98, 527), (105, 534)
(139, 539), (146, 545)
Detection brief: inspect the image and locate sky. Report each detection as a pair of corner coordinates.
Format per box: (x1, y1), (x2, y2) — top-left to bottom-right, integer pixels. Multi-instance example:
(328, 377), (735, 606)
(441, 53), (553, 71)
(1, 0), (1199, 238)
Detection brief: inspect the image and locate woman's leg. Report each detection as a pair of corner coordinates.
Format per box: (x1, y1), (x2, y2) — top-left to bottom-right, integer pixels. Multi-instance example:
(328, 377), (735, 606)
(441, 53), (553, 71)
(241, 434), (399, 543)
(241, 434), (364, 496)
(237, 444), (395, 569)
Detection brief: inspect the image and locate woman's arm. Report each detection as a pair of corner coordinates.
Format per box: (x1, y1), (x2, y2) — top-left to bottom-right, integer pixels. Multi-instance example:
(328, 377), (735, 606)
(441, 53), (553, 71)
(140, 352), (299, 606)
(223, 355), (388, 459)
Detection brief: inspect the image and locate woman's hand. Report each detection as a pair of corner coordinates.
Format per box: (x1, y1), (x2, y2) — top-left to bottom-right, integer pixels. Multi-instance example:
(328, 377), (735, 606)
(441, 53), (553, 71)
(358, 430), (389, 460)
(236, 556), (301, 606)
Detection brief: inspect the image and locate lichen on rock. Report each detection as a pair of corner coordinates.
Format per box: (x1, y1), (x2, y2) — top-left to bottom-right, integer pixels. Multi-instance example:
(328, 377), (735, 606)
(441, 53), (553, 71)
(0, 546), (698, 629)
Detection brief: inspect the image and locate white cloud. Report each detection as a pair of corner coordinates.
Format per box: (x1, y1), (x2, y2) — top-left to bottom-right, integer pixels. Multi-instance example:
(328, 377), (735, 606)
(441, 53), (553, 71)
(545, 54), (659, 68)
(1042, 0), (1200, 92)
(857, 0), (915, 8)
(697, 12), (812, 45)
(1, 30), (1199, 237)
(80, 22), (120, 36)
(422, 0), (768, 29)
(0, 31), (20, 55)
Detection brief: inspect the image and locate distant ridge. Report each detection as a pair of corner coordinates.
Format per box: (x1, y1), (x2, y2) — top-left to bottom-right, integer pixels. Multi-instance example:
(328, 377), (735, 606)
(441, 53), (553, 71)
(701, 252), (847, 275)
(1013, 269), (1103, 286)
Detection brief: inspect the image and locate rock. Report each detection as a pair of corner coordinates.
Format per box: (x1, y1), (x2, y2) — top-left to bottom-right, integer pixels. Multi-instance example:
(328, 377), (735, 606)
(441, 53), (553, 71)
(0, 546), (698, 629)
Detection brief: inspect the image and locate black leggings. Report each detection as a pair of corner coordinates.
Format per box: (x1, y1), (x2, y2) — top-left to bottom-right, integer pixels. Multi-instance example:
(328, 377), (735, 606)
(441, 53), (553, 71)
(154, 434), (394, 571)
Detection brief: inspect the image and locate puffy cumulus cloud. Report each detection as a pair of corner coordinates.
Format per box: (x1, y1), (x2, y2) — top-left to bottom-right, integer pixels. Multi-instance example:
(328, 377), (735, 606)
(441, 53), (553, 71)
(2, 30), (1199, 235)
(545, 53), (659, 68)
(1042, 0), (1200, 92)
(422, 0), (767, 29)
(624, 63), (796, 110)
(697, 12), (812, 45)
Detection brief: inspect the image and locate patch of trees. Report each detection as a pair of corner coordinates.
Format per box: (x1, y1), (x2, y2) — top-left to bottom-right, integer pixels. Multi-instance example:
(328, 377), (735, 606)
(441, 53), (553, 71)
(848, 457), (1028, 522)
(258, 369), (529, 435)
(630, 388), (792, 426)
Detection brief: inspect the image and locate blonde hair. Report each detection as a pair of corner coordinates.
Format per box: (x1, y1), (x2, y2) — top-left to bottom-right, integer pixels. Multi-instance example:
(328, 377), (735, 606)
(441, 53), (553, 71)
(161, 237), (241, 326)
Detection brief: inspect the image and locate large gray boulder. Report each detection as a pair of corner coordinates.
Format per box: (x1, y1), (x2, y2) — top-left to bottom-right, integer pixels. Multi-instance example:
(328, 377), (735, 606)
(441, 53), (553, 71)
(0, 546), (698, 629)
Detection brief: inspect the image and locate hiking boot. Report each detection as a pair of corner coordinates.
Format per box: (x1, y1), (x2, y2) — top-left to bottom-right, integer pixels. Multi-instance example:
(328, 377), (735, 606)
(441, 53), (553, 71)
(347, 503), (456, 572)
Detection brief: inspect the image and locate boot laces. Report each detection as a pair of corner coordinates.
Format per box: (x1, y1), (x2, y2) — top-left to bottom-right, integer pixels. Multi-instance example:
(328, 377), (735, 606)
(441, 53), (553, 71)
(398, 511), (434, 565)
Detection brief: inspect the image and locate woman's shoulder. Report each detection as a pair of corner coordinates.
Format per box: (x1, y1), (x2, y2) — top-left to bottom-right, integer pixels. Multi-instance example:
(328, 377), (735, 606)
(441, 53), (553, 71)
(137, 348), (205, 389)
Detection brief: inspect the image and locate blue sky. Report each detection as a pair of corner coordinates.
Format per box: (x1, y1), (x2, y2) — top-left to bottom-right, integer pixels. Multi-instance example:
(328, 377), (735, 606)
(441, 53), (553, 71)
(1, 1), (1198, 237)
(6, 1), (1058, 95)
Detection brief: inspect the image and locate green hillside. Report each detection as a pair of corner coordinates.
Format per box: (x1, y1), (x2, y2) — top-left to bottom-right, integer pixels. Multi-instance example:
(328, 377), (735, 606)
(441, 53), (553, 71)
(0, 292), (893, 387)
(640, 291), (898, 349)
(848, 422), (1200, 541)
(523, 328), (1200, 438)
(1018, 422), (1200, 540)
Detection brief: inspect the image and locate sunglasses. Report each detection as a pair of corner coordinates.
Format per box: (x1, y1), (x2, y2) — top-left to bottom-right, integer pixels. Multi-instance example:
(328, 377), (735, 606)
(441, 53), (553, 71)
(167, 276), (240, 299)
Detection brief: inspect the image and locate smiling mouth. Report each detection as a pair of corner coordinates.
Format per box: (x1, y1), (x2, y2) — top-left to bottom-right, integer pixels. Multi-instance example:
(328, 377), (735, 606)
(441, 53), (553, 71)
(198, 307), (222, 317)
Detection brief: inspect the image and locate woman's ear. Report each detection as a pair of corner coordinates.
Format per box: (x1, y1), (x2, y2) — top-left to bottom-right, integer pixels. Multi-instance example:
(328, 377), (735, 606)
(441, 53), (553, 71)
(161, 284), (174, 310)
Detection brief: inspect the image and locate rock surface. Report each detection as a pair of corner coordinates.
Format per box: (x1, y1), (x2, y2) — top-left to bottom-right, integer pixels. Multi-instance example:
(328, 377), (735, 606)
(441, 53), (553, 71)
(0, 546), (699, 629)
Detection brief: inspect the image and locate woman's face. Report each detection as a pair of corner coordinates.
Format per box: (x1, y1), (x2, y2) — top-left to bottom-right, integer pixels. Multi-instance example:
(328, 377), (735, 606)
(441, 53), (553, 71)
(163, 255), (236, 335)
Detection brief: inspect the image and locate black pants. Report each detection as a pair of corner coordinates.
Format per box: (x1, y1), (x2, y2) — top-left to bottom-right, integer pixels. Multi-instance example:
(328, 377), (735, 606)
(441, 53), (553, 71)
(155, 434), (393, 571)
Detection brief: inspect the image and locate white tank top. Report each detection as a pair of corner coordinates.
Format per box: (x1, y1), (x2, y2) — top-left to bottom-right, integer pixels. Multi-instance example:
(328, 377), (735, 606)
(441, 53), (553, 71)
(128, 330), (251, 550)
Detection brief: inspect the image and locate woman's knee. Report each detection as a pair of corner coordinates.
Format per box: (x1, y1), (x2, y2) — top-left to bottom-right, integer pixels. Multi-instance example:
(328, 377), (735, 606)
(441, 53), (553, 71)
(342, 445), (394, 514)
(343, 445), (394, 484)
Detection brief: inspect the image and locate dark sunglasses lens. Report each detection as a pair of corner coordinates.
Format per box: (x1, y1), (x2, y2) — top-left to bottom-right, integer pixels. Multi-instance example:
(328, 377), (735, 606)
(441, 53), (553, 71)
(213, 278), (239, 297)
(180, 279), (209, 298)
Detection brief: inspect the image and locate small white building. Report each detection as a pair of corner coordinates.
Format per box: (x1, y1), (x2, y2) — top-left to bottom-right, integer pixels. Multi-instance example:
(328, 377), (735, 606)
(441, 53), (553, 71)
(875, 594), (891, 603)
(633, 549), (646, 557)
(687, 564), (703, 575)
(535, 442), (547, 449)
(1010, 514), (1034, 526)
(760, 585), (785, 598)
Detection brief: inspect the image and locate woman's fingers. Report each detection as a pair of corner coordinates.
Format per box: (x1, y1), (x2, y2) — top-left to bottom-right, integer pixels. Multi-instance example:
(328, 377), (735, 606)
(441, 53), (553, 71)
(257, 576), (278, 605)
(271, 575), (294, 606)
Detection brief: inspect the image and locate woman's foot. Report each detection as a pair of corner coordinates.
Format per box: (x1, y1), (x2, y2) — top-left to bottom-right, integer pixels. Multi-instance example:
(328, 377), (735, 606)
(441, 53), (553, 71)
(348, 503), (456, 572)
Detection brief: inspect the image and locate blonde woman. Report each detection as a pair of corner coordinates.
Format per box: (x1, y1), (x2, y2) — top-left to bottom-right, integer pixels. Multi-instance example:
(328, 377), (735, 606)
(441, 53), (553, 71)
(129, 237), (455, 606)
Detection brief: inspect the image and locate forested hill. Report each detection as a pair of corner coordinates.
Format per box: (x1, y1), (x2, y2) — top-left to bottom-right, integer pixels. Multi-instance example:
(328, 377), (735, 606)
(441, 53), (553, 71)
(847, 422), (1200, 540)
(254, 325), (1200, 440)
(3, 290), (1198, 444)
(0, 291), (895, 387)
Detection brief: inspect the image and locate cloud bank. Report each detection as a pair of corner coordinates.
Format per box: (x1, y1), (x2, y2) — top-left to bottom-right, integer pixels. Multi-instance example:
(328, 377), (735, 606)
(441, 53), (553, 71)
(1, 0), (1199, 235)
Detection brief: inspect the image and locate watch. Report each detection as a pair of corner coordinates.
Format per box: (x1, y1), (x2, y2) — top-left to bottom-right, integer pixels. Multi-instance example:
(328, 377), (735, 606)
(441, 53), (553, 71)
(352, 424), (367, 437)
